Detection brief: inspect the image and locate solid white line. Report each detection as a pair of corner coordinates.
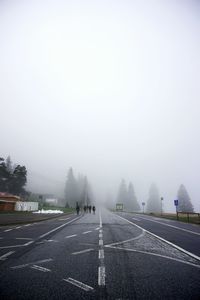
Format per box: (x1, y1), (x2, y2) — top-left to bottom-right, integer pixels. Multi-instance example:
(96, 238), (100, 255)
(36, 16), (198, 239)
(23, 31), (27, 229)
(99, 249), (104, 259)
(99, 211), (102, 228)
(72, 248), (94, 255)
(116, 214), (200, 262)
(138, 216), (200, 236)
(99, 239), (103, 246)
(59, 218), (70, 221)
(98, 266), (105, 286)
(39, 216), (81, 239)
(82, 231), (92, 234)
(107, 245), (200, 269)
(31, 265), (51, 272)
(4, 229), (13, 232)
(0, 251), (15, 260)
(63, 278), (94, 291)
(65, 234), (77, 239)
(24, 241), (34, 246)
(11, 258), (53, 269)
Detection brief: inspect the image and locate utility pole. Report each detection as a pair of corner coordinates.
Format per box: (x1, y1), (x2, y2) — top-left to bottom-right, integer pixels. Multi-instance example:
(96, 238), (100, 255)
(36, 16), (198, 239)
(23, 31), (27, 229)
(161, 197), (164, 216)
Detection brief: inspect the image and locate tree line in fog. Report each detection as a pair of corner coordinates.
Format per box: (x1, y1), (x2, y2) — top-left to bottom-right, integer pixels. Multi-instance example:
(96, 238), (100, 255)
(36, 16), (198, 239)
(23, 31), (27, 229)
(116, 180), (194, 213)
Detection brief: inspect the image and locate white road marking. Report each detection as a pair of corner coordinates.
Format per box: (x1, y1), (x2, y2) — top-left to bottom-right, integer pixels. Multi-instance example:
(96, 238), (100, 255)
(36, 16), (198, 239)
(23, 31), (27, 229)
(95, 227), (100, 231)
(72, 248), (94, 255)
(16, 238), (33, 240)
(82, 231), (92, 234)
(63, 277), (94, 291)
(99, 249), (104, 259)
(11, 258), (53, 269)
(108, 245), (200, 269)
(39, 216), (81, 239)
(99, 229), (102, 234)
(98, 266), (105, 286)
(0, 237), (3, 239)
(24, 241), (34, 246)
(99, 239), (103, 246)
(138, 216), (200, 236)
(105, 231), (145, 248)
(4, 229), (13, 232)
(24, 224), (31, 227)
(99, 233), (103, 238)
(99, 212), (102, 228)
(31, 265), (51, 272)
(16, 226), (22, 229)
(116, 214), (200, 262)
(0, 251), (15, 261)
(65, 234), (77, 239)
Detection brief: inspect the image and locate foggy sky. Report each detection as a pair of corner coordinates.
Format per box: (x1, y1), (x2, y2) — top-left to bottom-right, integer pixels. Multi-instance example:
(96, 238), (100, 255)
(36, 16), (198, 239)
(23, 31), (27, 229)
(0, 0), (200, 211)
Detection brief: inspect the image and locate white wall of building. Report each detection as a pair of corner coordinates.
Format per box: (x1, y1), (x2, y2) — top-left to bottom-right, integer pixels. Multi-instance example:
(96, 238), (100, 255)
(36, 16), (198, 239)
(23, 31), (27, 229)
(15, 201), (38, 211)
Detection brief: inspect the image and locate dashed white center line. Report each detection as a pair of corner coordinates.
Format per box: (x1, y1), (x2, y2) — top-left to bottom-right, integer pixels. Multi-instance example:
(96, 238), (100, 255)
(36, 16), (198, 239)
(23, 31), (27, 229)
(99, 249), (104, 259)
(0, 251), (15, 261)
(4, 229), (13, 232)
(65, 234), (77, 239)
(63, 278), (94, 291)
(24, 224), (31, 227)
(99, 239), (103, 246)
(99, 233), (103, 238)
(16, 226), (22, 229)
(82, 231), (92, 235)
(31, 265), (51, 272)
(98, 266), (105, 286)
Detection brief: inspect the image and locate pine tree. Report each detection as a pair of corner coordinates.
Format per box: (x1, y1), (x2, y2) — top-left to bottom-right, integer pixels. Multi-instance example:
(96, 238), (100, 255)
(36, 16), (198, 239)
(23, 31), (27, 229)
(64, 167), (78, 208)
(146, 183), (160, 213)
(127, 182), (140, 211)
(177, 184), (194, 212)
(117, 179), (128, 209)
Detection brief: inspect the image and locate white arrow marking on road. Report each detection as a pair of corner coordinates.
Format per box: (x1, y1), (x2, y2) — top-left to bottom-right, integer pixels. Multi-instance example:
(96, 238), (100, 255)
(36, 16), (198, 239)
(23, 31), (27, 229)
(0, 251), (15, 260)
(63, 278), (94, 291)
(72, 248), (94, 255)
(31, 265), (51, 272)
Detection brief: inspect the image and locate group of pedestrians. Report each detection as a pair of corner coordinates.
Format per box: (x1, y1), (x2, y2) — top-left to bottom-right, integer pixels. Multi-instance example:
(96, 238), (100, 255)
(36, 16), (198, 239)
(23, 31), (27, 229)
(76, 204), (96, 215)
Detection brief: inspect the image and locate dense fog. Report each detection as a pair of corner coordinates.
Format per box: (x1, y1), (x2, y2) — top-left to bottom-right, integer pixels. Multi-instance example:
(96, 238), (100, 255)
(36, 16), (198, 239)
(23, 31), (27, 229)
(0, 0), (200, 212)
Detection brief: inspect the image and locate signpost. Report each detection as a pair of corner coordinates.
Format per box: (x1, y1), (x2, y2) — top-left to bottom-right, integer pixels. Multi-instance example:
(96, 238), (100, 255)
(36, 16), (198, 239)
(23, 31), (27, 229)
(161, 197), (164, 216)
(174, 199), (179, 220)
(142, 202), (145, 214)
(116, 203), (123, 212)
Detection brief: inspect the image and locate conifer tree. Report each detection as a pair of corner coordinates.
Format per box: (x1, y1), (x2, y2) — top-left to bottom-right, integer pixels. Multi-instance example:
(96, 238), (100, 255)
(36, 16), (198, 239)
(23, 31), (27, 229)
(127, 182), (140, 211)
(177, 184), (194, 212)
(146, 183), (160, 213)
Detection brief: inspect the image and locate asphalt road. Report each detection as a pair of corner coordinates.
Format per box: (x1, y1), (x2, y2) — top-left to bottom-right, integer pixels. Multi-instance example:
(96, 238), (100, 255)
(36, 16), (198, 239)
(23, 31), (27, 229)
(0, 209), (200, 299)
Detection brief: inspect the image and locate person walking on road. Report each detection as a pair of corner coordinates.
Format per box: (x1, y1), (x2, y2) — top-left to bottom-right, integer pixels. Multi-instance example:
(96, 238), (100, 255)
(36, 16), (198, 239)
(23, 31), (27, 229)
(92, 206), (96, 214)
(76, 203), (80, 215)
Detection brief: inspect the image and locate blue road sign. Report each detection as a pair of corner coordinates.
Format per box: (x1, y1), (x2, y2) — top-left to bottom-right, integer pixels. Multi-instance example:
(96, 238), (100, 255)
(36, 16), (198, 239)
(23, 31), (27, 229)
(174, 199), (178, 206)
